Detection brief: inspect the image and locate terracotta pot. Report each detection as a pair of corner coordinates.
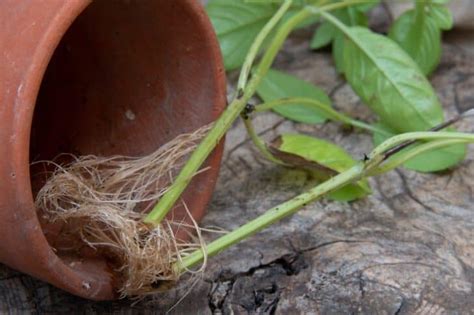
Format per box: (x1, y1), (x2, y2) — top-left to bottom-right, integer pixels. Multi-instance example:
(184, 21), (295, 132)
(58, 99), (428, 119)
(0, 0), (225, 300)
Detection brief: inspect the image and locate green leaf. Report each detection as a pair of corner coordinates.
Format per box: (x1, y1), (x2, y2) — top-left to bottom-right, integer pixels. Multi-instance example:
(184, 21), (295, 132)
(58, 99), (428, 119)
(332, 32), (345, 73)
(373, 123), (467, 172)
(207, 0), (319, 70)
(333, 7), (369, 74)
(389, 9), (441, 76)
(275, 134), (371, 201)
(257, 69), (331, 124)
(342, 26), (444, 133)
(338, 25), (466, 171)
(328, 184), (369, 202)
(310, 22), (335, 49)
(206, 0), (278, 70)
(430, 5), (453, 30)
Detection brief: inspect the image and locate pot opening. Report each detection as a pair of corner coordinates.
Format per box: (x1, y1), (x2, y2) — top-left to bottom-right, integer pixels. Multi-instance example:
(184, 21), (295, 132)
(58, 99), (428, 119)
(28, 0), (220, 295)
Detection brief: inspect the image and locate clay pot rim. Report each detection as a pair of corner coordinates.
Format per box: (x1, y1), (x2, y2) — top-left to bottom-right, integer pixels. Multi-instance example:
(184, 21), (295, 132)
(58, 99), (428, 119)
(14, 0), (91, 200)
(8, 0), (226, 300)
(10, 0), (106, 298)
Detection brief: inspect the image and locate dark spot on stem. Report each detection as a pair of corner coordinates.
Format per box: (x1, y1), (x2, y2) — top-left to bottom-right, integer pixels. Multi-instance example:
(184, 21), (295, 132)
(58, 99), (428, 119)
(237, 88), (244, 99)
(241, 103), (255, 120)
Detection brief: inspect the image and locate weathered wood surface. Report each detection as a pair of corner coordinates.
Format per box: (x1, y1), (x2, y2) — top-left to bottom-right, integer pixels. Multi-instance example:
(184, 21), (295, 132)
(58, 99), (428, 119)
(2, 10), (474, 315)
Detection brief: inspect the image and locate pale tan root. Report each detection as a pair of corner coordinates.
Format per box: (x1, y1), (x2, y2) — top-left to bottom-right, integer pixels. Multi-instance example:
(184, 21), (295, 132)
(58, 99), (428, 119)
(34, 125), (211, 297)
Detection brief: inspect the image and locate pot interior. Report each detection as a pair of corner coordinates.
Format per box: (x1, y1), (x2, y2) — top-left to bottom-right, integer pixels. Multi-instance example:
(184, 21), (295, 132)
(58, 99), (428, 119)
(29, 0), (221, 281)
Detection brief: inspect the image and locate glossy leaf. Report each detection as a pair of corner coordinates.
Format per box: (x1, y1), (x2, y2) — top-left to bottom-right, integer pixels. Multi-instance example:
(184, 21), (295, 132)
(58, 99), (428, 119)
(373, 123), (466, 172)
(343, 26), (444, 133)
(257, 69), (331, 124)
(274, 134), (371, 201)
(206, 0), (279, 70)
(389, 0), (453, 75)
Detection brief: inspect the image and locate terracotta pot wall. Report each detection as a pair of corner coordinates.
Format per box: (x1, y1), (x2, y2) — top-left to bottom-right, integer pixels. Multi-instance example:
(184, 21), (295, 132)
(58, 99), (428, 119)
(0, 0), (225, 300)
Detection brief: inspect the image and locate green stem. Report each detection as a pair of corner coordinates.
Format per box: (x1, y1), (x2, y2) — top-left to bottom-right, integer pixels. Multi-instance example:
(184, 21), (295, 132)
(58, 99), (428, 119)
(368, 138), (469, 176)
(243, 118), (285, 165)
(246, 10), (313, 97)
(144, 98), (246, 224)
(237, 0), (293, 92)
(176, 162), (364, 272)
(368, 131), (474, 159)
(256, 97), (391, 136)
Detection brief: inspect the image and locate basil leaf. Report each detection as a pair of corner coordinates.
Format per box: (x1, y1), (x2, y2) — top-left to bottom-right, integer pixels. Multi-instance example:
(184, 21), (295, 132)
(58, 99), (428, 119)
(343, 26), (444, 133)
(389, 9), (441, 76)
(339, 25), (466, 172)
(430, 5), (453, 30)
(373, 123), (467, 172)
(206, 0), (279, 70)
(389, 1), (452, 75)
(274, 134), (371, 201)
(257, 69), (331, 124)
(207, 0), (318, 70)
